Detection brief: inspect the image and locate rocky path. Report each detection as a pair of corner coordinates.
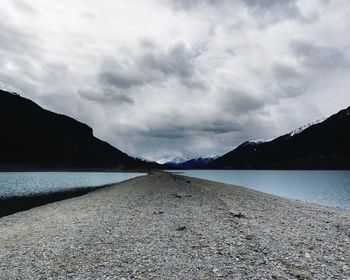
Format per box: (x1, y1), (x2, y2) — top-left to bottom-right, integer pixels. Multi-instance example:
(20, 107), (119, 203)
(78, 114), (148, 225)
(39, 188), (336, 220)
(0, 172), (349, 279)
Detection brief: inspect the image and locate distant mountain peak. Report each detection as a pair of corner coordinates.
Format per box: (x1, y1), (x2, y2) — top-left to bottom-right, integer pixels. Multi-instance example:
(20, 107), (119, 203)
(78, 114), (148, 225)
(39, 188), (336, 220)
(156, 156), (188, 165)
(165, 155), (219, 169)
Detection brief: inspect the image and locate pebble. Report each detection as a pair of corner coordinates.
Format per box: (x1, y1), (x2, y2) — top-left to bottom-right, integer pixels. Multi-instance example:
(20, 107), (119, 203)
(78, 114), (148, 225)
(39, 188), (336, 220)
(305, 252), (311, 259)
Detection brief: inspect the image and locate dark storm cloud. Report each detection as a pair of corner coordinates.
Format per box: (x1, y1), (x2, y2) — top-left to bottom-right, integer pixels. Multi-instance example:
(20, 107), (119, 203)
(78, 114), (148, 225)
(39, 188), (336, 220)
(99, 70), (146, 90)
(139, 43), (195, 79)
(244, 0), (300, 17)
(98, 41), (204, 90)
(290, 40), (350, 69)
(140, 121), (241, 139)
(243, 0), (319, 26)
(271, 63), (305, 98)
(273, 63), (300, 80)
(78, 89), (134, 105)
(220, 90), (267, 114)
(186, 0), (318, 28)
(169, 0), (309, 24)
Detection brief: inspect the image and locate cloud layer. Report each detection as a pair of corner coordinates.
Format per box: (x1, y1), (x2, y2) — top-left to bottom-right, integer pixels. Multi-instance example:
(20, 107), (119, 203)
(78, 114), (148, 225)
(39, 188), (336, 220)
(1, 0), (350, 160)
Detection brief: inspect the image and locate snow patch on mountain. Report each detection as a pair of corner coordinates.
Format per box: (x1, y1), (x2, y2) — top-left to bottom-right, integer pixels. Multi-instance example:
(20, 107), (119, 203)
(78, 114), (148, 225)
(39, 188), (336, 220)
(241, 138), (273, 147)
(247, 139), (266, 144)
(156, 156), (188, 165)
(289, 117), (326, 137)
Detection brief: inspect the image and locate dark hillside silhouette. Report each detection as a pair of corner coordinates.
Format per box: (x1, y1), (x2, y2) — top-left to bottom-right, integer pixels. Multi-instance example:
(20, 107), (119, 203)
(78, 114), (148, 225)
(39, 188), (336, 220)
(0, 90), (159, 170)
(208, 106), (350, 169)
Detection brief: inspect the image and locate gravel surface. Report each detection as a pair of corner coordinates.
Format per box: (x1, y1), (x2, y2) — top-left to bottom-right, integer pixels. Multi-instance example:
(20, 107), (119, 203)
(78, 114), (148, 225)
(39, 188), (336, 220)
(1, 172), (349, 279)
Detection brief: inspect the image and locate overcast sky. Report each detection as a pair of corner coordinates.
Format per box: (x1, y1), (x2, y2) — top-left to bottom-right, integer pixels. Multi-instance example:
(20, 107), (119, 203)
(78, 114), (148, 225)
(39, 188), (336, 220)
(1, 0), (350, 161)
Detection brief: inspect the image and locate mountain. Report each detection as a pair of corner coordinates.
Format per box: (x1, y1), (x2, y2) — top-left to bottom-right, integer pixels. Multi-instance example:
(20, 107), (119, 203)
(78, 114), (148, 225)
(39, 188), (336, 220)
(208, 106), (350, 169)
(158, 155), (218, 169)
(156, 156), (188, 168)
(177, 155), (218, 169)
(0, 90), (160, 170)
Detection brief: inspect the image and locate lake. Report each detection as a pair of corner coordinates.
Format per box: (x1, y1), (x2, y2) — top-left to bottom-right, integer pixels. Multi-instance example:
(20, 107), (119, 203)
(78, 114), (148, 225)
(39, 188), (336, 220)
(177, 170), (350, 211)
(2, 170), (350, 211)
(0, 172), (146, 198)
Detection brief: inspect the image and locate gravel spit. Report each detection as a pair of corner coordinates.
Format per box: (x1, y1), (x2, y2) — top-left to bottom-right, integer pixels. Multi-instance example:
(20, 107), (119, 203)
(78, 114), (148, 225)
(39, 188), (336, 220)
(1, 172), (349, 279)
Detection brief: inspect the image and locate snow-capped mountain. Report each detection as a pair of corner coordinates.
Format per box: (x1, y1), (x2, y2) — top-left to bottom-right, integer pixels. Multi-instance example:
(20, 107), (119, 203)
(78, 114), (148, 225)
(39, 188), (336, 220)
(156, 156), (188, 166)
(177, 155), (219, 169)
(247, 139), (266, 144)
(157, 155), (218, 169)
(241, 139), (268, 147)
(209, 106), (350, 169)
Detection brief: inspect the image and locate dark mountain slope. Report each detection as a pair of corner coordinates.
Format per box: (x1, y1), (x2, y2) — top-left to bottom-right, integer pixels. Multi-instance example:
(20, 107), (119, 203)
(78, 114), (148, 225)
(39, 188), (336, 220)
(176, 156), (218, 169)
(209, 106), (350, 169)
(0, 90), (159, 170)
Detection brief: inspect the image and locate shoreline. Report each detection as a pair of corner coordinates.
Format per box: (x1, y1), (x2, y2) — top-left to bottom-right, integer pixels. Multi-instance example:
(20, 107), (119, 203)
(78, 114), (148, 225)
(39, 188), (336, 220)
(0, 174), (148, 218)
(1, 172), (349, 279)
(0, 167), (154, 172)
(2, 170), (348, 218)
(0, 185), (104, 218)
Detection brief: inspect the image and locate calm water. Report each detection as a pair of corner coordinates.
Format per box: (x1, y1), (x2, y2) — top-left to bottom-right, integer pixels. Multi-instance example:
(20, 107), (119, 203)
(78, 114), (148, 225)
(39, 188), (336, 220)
(0, 172), (146, 198)
(178, 170), (350, 211)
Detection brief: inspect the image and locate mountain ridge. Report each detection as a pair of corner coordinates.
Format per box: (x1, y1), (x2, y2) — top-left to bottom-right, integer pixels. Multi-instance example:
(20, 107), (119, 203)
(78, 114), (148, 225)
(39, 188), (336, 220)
(161, 155), (218, 169)
(208, 106), (350, 170)
(176, 155), (218, 169)
(0, 90), (159, 170)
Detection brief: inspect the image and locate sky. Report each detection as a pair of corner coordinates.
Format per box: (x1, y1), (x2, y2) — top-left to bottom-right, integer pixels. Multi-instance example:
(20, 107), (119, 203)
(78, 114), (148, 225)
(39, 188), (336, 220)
(1, 0), (350, 161)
